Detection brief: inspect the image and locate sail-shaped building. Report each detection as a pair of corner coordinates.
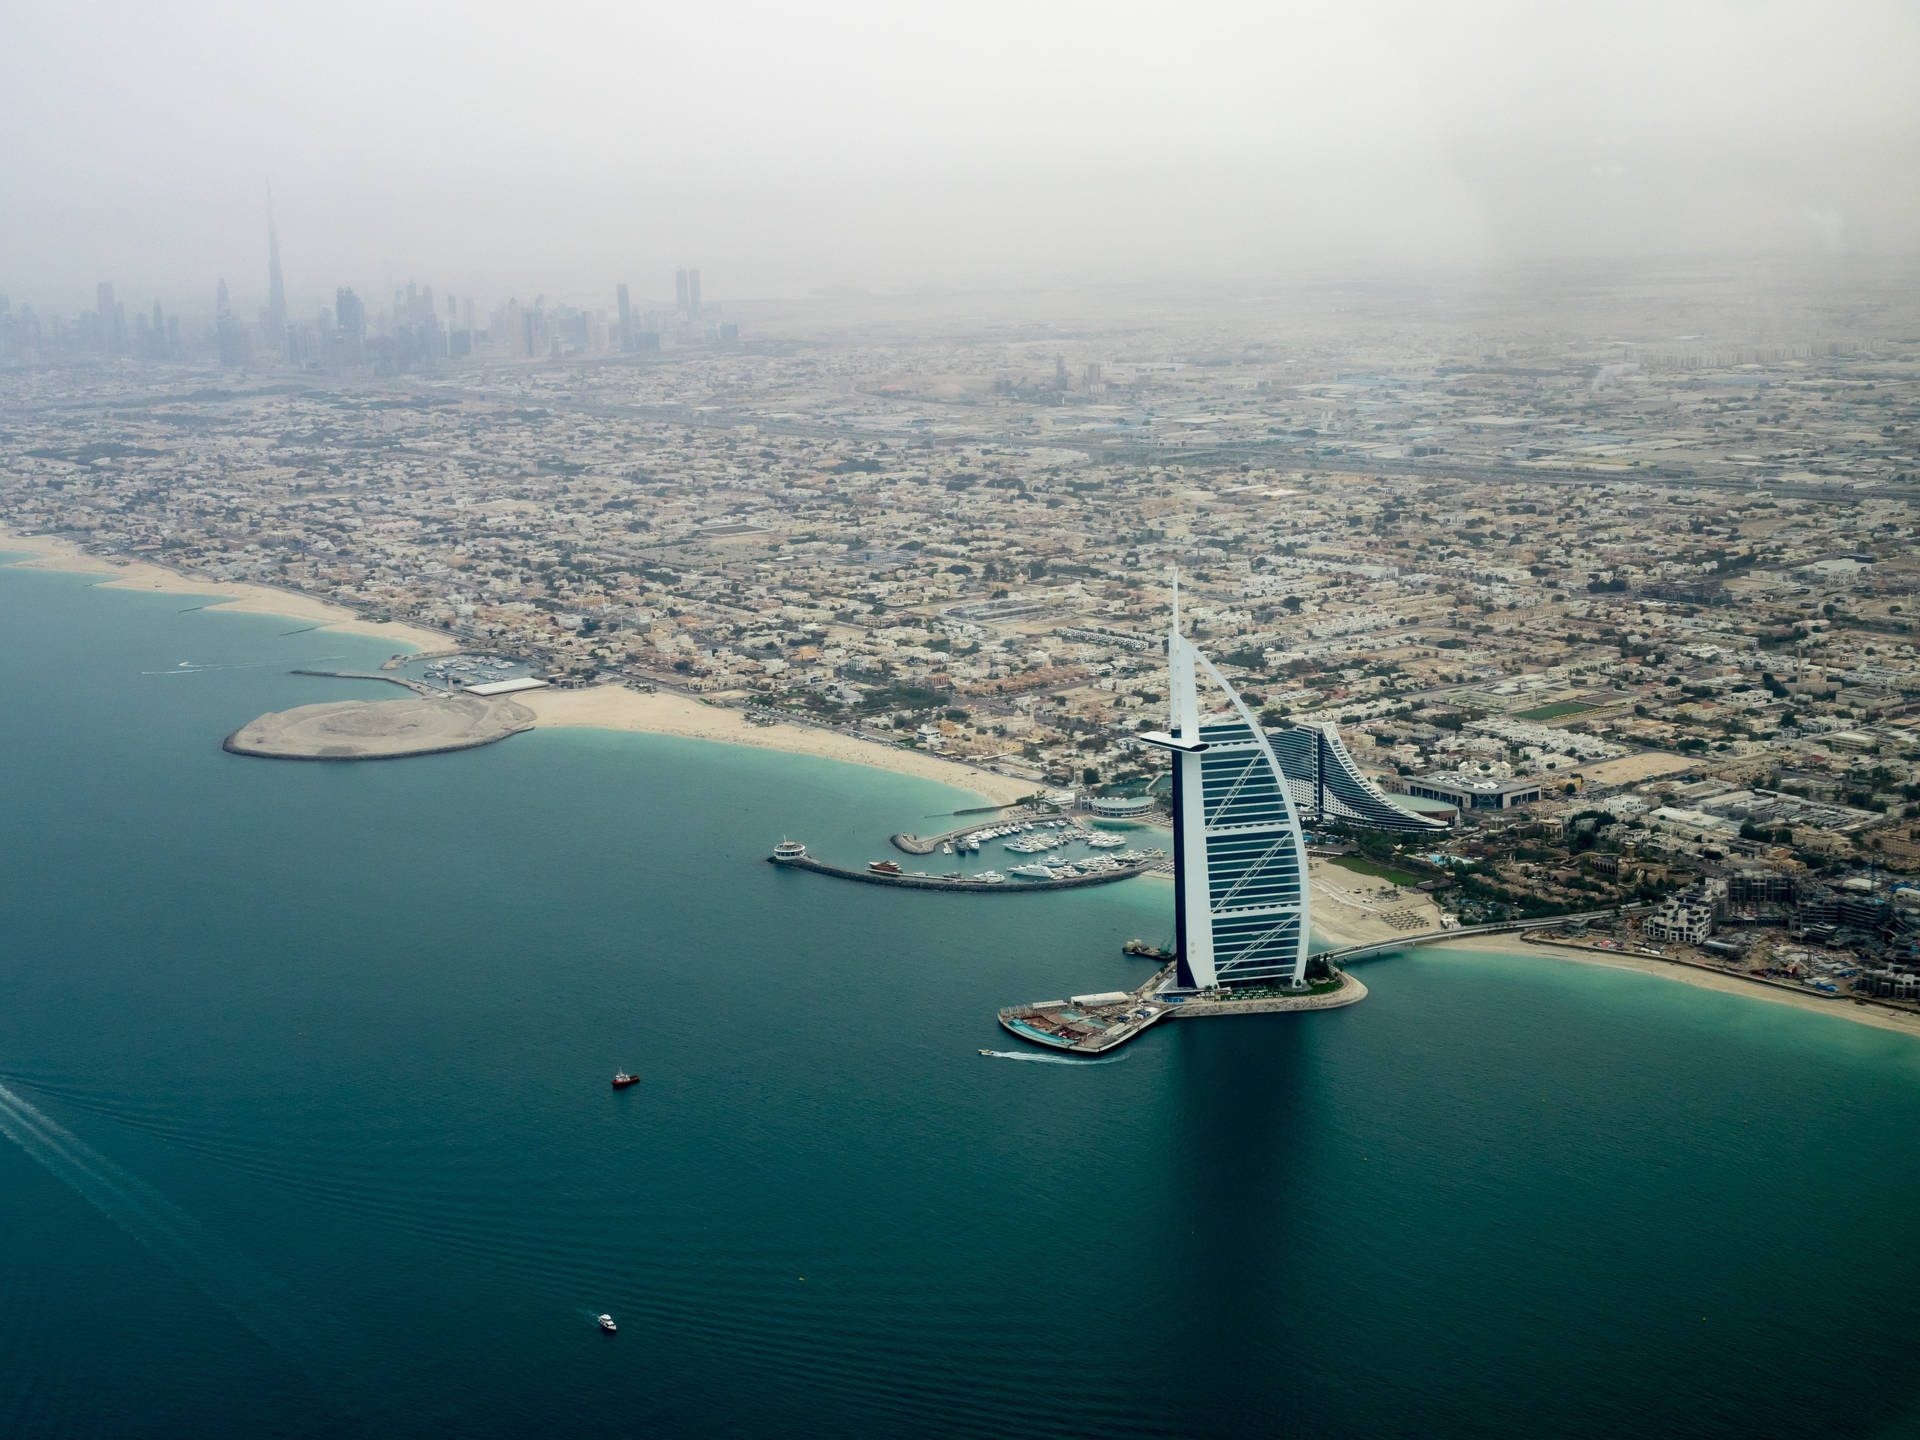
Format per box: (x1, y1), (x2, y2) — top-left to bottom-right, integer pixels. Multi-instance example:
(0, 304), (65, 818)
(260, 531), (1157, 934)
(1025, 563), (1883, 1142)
(1139, 582), (1312, 991)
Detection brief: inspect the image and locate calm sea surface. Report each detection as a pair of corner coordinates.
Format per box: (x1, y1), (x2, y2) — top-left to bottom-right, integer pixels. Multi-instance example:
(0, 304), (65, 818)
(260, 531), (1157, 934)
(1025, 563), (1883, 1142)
(3, 560), (1920, 1439)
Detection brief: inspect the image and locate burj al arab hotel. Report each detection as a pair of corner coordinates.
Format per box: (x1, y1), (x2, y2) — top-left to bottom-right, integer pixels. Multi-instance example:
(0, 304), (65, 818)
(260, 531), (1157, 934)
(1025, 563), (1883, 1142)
(1139, 580), (1312, 991)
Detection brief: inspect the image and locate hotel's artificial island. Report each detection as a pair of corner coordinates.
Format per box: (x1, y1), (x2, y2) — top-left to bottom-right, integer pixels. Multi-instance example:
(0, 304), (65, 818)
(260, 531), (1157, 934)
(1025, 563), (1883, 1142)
(774, 578), (1374, 1053)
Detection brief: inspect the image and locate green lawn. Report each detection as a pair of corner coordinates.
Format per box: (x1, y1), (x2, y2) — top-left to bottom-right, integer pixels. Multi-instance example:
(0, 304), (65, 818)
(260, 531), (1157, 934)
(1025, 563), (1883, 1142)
(1327, 855), (1426, 888)
(1514, 700), (1595, 721)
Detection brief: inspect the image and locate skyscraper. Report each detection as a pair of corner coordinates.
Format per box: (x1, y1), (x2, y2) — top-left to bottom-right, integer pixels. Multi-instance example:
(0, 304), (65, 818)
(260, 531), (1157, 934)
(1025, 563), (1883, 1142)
(96, 282), (117, 355)
(266, 205), (288, 360)
(616, 283), (633, 351)
(215, 278), (250, 367)
(675, 269), (690, 314)
(1139, 575), (1312, 990)
(687, 269), (700, 319)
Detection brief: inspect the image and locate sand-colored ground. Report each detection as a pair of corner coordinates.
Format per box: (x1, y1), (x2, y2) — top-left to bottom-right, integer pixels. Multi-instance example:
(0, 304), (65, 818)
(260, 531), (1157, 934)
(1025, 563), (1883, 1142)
(521, 685), (1038, 806)
(1308, 860), (1446, 949)
(225, 693), (534, 760)
(1578, 751), (1701, 787)
(1426, 932), (1920, 1041)
(0, 528), (451, 653)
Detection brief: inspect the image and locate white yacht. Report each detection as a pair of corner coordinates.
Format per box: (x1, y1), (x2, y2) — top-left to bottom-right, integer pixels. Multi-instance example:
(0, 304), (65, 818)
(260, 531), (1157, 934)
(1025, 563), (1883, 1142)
(597, 1314), (618, 1333)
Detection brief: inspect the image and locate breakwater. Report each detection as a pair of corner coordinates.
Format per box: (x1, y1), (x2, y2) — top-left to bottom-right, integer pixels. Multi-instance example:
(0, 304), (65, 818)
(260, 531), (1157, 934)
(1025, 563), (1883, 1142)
(890, 807), (1035, 855)
(292, 667), (435, 696)
(767, 852), (1150, 892)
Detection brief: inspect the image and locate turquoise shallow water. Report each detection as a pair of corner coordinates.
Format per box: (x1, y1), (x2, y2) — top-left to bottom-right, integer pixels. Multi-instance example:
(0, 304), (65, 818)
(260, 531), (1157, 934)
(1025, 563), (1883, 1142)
(3, 559), (1920, 1439)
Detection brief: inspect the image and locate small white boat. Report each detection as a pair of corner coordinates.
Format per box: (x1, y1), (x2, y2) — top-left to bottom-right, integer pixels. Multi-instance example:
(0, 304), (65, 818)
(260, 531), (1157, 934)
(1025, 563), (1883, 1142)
(597, 1313), (618, 1333)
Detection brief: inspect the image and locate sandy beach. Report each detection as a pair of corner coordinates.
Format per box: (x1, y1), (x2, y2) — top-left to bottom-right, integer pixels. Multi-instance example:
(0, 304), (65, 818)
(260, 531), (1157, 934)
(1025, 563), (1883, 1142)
(0, 527), (452, 653)
(1307, 859), (1446, 949)
(1422, 931), (1920, 1041)
(521, 684), (1039, 806)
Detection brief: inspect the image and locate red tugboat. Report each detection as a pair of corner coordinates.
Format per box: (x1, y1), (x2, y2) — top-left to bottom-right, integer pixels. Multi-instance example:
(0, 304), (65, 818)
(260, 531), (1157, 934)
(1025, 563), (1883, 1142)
(611, 1072), (640, 1089)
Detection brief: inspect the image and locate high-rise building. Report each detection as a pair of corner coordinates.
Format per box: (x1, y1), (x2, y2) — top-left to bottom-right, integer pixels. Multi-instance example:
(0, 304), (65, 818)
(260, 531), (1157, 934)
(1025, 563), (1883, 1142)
(334, 288), (365, 338)
(505, 298), (527, 360)
(687, 268), (700, 319)
(96, 282), (118, 355)
(1139, 576), (1312, 990)
(616, 283), (633, 351)
(675, 269), (690, 314)
(266, 207), (288, 360)
(215, 278), (250, 367)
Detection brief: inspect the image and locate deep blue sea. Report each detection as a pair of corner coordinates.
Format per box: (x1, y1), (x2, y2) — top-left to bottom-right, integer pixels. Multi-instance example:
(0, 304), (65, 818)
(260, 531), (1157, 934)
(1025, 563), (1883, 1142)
(3, 558), (1920, 1439)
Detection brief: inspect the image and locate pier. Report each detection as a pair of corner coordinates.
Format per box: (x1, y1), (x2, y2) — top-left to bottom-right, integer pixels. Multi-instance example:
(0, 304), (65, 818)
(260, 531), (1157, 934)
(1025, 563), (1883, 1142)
(887, 806), (1044, 852)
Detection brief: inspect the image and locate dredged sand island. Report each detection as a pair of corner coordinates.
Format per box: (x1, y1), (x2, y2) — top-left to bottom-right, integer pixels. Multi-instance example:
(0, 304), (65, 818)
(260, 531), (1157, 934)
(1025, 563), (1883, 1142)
(225, 693), (535, 761)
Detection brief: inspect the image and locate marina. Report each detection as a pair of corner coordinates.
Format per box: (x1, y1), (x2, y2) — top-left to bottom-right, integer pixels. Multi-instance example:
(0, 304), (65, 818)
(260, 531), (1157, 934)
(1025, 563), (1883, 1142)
(767, 840), (1161, 892)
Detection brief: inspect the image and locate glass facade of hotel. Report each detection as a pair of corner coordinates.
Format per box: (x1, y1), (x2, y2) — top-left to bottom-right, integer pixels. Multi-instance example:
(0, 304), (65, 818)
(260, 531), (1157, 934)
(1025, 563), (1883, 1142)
(1190, 720), (1311, 986)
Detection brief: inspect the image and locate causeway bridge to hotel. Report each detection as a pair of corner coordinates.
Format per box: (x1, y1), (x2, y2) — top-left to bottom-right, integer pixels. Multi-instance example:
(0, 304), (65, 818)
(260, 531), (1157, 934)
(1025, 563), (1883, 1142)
(1315, 904), (1656, 966)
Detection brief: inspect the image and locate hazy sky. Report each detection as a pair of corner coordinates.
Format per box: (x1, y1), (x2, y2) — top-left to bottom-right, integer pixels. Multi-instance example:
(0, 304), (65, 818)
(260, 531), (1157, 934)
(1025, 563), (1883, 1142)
(6, 0), (1918, 313)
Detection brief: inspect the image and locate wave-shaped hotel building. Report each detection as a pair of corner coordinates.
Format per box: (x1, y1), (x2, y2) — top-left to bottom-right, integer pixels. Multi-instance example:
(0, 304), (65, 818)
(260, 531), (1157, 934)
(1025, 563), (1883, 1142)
(1267, 722), (1448, 833)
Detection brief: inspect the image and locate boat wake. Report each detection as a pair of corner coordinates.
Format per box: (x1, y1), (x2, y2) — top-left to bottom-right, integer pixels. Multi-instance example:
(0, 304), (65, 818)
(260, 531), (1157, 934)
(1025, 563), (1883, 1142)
(139, 654), (346, 676)
(979, 1050), (1128, 1066)
(0, 1080), (295, 1346)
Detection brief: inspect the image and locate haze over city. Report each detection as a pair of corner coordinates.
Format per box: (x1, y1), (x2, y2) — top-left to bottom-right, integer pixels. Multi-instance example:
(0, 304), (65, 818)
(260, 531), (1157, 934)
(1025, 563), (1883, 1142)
(7, 0), (1920, 311)
(6, 3), (1920, 1437)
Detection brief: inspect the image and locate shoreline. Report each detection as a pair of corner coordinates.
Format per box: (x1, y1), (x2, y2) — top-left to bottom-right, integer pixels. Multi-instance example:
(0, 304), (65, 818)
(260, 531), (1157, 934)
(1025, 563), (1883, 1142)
(0, 535), (1037, 806)
(519, 685), (1037, 807)
(1414, 931), (1920, 1041)
(0, 527), (451, 653)
(1307, 858), (1446, 949)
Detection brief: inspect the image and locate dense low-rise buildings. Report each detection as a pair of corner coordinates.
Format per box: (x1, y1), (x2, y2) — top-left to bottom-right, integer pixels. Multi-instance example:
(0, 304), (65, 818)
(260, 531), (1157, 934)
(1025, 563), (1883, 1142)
(2, 270), (1917, 981)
